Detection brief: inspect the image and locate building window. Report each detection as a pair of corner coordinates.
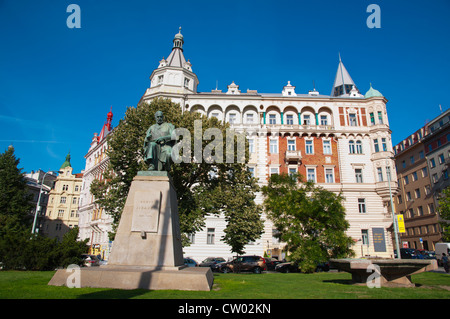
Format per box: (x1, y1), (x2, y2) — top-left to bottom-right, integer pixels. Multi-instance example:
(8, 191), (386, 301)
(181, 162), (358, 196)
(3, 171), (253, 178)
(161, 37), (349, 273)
(72, 197), (77, 204)
(287, 140), (296, 151)
(158, 75), (164, 85)
(320, 115), (328, 125)
(382, 138), (387, 152)
(323, 140), (331, 154)
(355, 169), (363, 183)
(184, 77), (190, 88)
(362, 229), (369, 245)
(269, 114), (276, 124)
(207, 228), (215, 244)
(349, 140), (355, 154)
(428, 203), (435, 214)
(378, 111), (383, 124)
(418, 206), (424, 216)
(377, 167), (383, 182)
(412, 171), (418, 181)
(415, 188), (421, 199)
(373, 139), (380, 152)
(246, 113), (254, 124)
(439, 153), (445, 164)
(58, 209), (64, 218)
(432, 173), (438, 183)
(349, 114), (357, 126)
(60, 197), (66, 204)
(269, 139), (278, 154)
(248, 139), (255, 153)
(305, 140), (314, 154)
(404, 175), (409, 185)
(406, 192), (412, 201)
(228, 113), (237, 124)
(370, 112), (375, 125)
(430, 158), (436, 168)
(270, 167), (279, 176)
(358, 198), (366, 213)
(325, 168), (334, 183)
(356, 141), (363, 154)
(188, 233), (195, 244)
(303, 114), (311, 125)
(422, 167), (428, 177)
(286, 114), (294, 125)
(307, 168), (316, 182)
(248, 167), (255, 177)
(288, 167), (297, 176)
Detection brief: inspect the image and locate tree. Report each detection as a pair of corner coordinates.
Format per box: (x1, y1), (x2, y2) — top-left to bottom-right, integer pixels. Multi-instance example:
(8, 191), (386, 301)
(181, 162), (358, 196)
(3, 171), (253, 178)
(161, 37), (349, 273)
(262, 173), (354, 273)
(0, 146), (33, 231)
(437, 187), (450, 242)
(91, 97), (263, 252)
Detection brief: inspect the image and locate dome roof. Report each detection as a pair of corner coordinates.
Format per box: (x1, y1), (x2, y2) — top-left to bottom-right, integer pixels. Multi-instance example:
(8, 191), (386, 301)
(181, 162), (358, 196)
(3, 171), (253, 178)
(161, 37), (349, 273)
(365, 83), (383, 98)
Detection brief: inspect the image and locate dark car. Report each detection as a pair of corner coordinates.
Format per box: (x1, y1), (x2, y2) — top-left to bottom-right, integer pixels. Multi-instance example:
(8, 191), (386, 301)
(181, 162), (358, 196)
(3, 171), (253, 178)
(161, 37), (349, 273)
(275, 261), (330, 273)
(395, 248), (418, 259)
(264, 258), (281, 271)
(217, 255), (267, 274)
(199, 257), (226, 270)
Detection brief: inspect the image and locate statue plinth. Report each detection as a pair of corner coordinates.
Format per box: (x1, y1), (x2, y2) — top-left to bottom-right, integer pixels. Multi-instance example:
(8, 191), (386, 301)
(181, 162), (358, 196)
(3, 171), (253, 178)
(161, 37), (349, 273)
(49, 173), (213, 291)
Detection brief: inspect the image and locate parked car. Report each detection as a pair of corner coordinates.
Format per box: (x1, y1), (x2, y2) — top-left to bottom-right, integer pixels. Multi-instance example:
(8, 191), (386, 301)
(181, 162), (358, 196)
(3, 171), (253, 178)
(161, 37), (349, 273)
(217, 255), (267, 274)
(184, 258), (198, 267)
(81, 254), (100, 267)
(416, 250), (436, 260)
(395, 248), (418, 259)
(275, 261), (330, 273)
(199, 257), (226, 270)
(264, 258), (281, 271)
(275, 262), (299, 273)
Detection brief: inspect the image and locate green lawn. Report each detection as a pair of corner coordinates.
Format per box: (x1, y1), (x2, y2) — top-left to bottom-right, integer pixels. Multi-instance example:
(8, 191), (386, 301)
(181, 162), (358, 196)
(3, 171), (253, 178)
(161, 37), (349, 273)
(0, 270), (449, 299)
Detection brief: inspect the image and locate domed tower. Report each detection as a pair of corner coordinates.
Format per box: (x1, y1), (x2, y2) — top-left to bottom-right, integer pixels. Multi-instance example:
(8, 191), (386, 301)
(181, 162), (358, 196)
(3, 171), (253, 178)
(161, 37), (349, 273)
(141, 27), (199, 105)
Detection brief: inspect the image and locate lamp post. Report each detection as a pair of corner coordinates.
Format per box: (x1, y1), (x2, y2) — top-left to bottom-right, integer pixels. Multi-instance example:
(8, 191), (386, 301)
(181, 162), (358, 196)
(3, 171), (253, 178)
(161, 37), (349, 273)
(386, 161), (401, 259)
(31, 170), (62, 235)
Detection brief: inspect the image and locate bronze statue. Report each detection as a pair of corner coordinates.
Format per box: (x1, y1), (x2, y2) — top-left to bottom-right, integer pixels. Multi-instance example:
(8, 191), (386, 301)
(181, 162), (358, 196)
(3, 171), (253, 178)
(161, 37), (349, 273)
(143, 111), (175, 171)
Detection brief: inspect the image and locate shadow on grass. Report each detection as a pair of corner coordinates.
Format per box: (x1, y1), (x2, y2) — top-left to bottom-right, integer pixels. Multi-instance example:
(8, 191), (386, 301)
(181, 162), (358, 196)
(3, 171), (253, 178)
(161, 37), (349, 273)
(77, 288), (150, 299)
(322, 279), (354, 285)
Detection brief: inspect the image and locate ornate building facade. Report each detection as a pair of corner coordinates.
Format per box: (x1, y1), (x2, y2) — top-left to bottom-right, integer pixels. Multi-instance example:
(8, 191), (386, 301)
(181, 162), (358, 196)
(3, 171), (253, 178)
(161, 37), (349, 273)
(79, 29), (398, 261)
(78, 109), (114, 259)
(43, 153), (83, 241)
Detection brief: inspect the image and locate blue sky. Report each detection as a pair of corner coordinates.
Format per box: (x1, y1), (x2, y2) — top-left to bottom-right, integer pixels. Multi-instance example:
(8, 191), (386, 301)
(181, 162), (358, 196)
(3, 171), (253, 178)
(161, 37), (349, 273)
(1, 0), (449, 174)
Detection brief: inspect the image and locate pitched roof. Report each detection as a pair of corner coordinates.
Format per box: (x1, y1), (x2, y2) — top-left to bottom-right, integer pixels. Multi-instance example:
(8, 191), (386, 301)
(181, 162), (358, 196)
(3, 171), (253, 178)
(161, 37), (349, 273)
(331, 57), (359, 97)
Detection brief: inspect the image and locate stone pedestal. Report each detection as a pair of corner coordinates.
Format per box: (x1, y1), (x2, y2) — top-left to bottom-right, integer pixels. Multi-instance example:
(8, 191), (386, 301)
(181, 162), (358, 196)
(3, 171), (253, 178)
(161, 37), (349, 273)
(49, 172), (213, 291)
(329, 258), (437, 287)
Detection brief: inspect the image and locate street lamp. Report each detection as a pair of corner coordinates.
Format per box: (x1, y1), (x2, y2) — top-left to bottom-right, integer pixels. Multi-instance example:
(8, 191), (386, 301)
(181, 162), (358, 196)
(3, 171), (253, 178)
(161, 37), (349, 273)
(31, 170), (62, 235)
(386, 160), (401, 259)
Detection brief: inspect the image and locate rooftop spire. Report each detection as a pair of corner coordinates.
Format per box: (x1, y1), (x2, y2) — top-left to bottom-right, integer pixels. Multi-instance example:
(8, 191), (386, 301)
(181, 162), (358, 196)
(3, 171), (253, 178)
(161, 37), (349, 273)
(166, 27), (187, 68)
(331, 55), (360, 97)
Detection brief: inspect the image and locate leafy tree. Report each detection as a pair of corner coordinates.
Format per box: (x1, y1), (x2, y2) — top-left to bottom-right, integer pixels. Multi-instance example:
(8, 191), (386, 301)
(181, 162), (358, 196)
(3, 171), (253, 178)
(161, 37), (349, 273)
(437, 187), (450, 242)
(0, 146), (33, 229)
(262, 173), (354, 273)
(91, 97), (263, 253)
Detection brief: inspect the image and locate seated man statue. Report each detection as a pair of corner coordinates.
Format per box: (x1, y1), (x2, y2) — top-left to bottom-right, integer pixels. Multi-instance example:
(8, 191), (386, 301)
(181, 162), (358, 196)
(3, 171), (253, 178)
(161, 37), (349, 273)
(143, 111), (175, 171)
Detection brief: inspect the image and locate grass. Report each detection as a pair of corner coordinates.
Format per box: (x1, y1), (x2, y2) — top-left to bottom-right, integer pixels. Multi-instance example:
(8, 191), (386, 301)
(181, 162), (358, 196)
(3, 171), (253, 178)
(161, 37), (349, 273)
(0, 270), (449, 300)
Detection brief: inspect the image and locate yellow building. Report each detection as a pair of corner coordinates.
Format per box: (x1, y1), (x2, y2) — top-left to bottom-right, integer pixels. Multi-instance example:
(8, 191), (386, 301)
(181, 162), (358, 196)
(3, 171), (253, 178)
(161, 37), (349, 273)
(43, 153), (83, 241)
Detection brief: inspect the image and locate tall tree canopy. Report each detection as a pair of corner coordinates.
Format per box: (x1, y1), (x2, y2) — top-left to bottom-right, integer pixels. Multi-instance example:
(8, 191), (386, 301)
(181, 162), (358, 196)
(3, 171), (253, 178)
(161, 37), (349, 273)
(0, 146), (32, 231)
(91, 98), (264, 251)
(262, 173), (354, 273)
(437, 187), (450, 242)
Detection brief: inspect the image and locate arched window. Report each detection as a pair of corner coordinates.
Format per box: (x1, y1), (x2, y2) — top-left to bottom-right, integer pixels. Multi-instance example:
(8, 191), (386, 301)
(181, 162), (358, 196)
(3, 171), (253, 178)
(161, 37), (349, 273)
(349, 140), (355, 154)
(356, 140), (363, 154)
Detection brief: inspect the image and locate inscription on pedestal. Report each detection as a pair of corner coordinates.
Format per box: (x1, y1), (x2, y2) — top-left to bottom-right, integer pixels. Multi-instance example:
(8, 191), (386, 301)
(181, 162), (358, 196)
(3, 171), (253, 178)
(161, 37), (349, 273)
(131, 191), (161, 233)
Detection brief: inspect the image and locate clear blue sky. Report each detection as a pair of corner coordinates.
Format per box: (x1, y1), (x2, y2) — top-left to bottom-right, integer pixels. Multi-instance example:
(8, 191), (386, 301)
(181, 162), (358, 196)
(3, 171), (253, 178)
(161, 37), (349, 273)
(1, 0), (449, 174)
